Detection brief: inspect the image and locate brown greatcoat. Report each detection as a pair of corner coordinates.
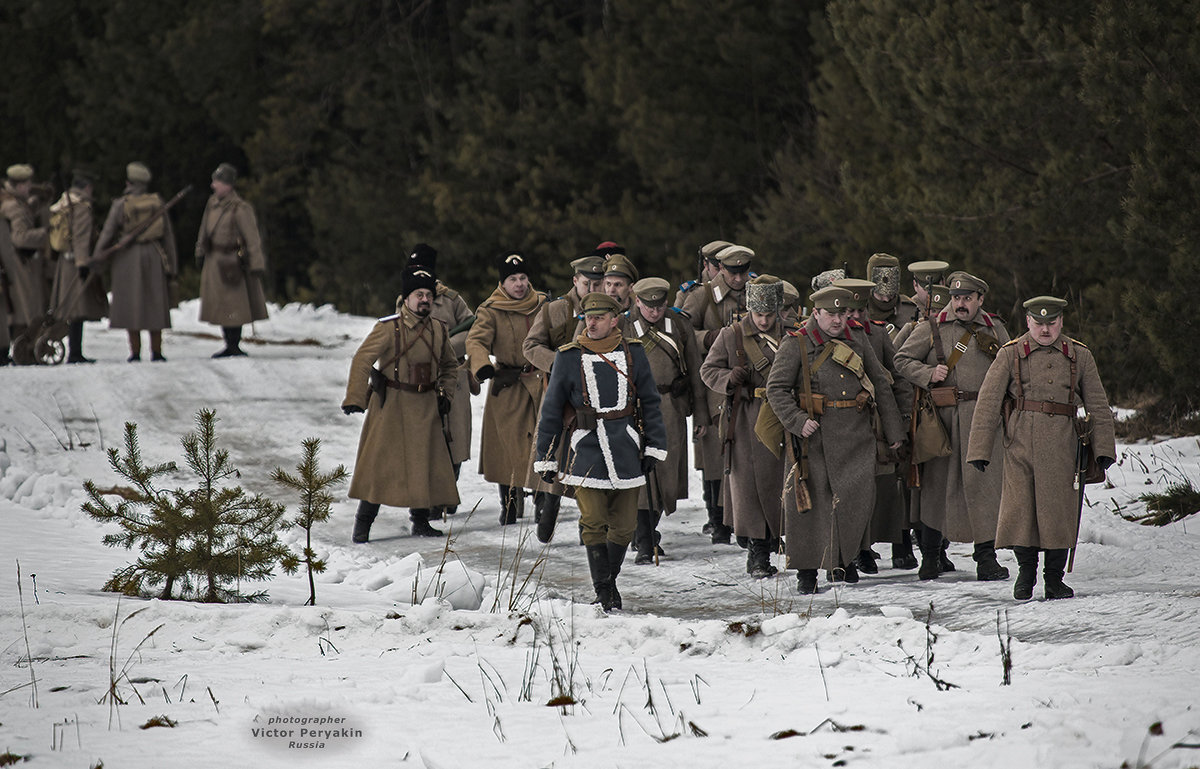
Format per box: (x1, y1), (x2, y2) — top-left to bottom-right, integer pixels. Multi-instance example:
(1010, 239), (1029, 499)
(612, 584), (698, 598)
(700, 315), (785, 539)
(94, 189), (178, 331)
(680, 272), (746, 481)
(342, 304), (460, 508)
(48, 189), (108, 321)
(0, 186), (49, 331)
(466, 284), (547, 488)
(396, 282), (475, 465)
(967, 333), (1116, 550)
(195, 190), (268, 326)
(767, 317), (906, 570)
(894, 308), (1010, 543)
(629, 307), (711, 514)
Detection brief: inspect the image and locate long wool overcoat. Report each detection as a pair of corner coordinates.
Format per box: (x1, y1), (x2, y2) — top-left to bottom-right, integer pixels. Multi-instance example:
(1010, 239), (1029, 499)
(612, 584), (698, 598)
(629, 307), (710, 514)
(679, 272), (746, 481)
(767, 317), (906, 571)
(700, 315), (785, 539)
(94, 192), (178, 331)
(342, 305), (460, 508)
(195, 190), (268, 327)
(894, 308), (1010, 543)
(48, 190), (108, 322)
(967, 333), (1116, 549)
(0, 190), (48, 331)
(466, 286), (547, 488)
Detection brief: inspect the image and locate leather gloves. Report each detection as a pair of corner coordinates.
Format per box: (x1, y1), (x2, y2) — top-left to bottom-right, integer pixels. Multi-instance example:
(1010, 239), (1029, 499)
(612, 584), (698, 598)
(641, 456), (659, 475)
(1098, 456), (1115, 471)
(540, 469), (557, 485)
(438, 394), (452, 416)
(729, 366), (750, 386)
(969, 459), (988, 473)
(342, 404), (364, 415)
(475, 364), (495, 382)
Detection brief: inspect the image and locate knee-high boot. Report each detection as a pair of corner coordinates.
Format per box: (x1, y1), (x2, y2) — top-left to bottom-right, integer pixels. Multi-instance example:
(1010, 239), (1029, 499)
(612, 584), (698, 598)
(606, 542), (627, 610)
(918, 525), (942, 580)
(353, 501), (380, 543)
(585, 544), (612, 609)
(1042, 548), (1074, 599)
(1012, 546), (1039, 600)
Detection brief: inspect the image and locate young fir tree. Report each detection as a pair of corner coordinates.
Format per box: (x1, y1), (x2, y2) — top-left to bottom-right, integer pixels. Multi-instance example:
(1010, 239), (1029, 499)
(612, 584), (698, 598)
(84, 409), (298, 602)
(271, 437), (348, 606)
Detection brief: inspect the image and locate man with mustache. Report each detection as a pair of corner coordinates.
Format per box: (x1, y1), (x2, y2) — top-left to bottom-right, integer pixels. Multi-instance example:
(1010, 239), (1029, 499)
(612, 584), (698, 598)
(895, 271), (1012, 582)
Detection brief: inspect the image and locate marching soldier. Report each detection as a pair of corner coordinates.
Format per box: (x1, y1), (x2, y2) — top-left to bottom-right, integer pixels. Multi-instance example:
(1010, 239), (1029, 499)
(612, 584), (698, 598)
(94, 162), (178, 362)
(601, 251), (639, 311)
(466, 251), (548, 525)
(342, 264), (459, 541)
(903, 260), (951, 330)
(893, 284), (950, 349)
(967, 296), (1116, 600)
(403, 244), (474, 517)
(627, 277), (710, 564)
(196, 162), (268, 358)
(864, 253), (909, 333)
(48, 170), (109, 363)
(766, 286), (906, 593)
(534, 292), (667, 611)
(673, 239), (730, 308)
(699, 276), (788, 578)
(679, 243), (754, 543)
(895, 271), (1011, 581)
(1, 164), (49, 364)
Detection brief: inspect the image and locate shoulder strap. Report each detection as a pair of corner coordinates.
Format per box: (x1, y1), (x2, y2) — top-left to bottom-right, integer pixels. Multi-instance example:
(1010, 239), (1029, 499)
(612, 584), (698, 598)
(738, 323), (769, 371)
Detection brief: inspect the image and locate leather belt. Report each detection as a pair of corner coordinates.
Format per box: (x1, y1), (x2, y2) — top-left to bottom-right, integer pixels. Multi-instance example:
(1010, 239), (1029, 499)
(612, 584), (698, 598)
(387, 381), (435, 393)
(1015, 398), (1072, 416)
(956, 390), (978, 401)
(826, 399), (862, 409)
(657, 383), (674, 394)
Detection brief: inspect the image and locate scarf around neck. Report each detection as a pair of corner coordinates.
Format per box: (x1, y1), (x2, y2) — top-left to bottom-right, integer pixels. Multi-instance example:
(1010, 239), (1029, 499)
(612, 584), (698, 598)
(577, 327), (624, 354)
(481, 283), (542, 314)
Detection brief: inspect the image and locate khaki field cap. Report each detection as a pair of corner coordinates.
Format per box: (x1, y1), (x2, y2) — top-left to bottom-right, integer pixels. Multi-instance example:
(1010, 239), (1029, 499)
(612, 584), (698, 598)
(6, 164), (34, 182)
(1023, 295), (1068, 320)
(908, 260), (950, 281)
(700, 239), (733, 262)
(946, 270), (989, 295)
(603, 253), (639, 282)
(571, 253), (605, 280)
(809, 285), (854, 311)
(580, 291), (622, 316)
(781, 280), (800, 307)
(632, 277), (671, 307)
(928, 284), (951, 311)
(832, 278), (876, 310)
(716, 244), (754, 270)
(126, 162), (152, 183)
(212, 162), (237, 184)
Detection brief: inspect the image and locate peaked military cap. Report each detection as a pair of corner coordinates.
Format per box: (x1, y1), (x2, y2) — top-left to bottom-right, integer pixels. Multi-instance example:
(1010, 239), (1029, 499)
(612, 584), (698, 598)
(571, 253), (605, 279)
(603, 253), (639, 282)
(715, 244), (754, 270)
(700, 239), (732, 263)
(832, 277), (877, 310)
(1023, 295), (1068, 320)
(211, 162), (237, 184)
(632, 277), (671, 307)
(947, 270), (989, 295)
(580, 291), (621, 316)
(6, 164), (34, 182)
(498, 250), (530, 281)
(928, 284), (951, 311)
(408, 243), (438, 269)
(126, 162), (151, 183)
(746, 275), (784, 314)
(908, 260), (950, 281)
(400, 265), (437, 299)
(809, 285), (854, 311)
(781, 280), (800, 308)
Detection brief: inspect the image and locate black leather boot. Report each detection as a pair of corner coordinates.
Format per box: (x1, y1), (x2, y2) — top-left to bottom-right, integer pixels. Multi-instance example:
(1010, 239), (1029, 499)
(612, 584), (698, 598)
(747, 538), (776, 579)
(855, 548), (879, 574)
(535, 491), (560, 543)
(66, 320), (95, 363)
(918, 526), (942, 580)
(634, 510), (655, 565)
(1012, 546), (1038, 600)
(797, 569), (819, 594)
(498, 485), (521, 525)
(352, 501), (379, 543)
(410, 509), (444, 537)
(606, 542), (627, 610)
(973, 540), (1010, 581)
(585, 544), (611, 609)
(702, 480), (719, 534)
(827, 561), (859, 583)
(939, 537), (956, 573)
(892, 529), (918, 570)
(213, 325), (247, 358)
(1042, 548), (1074, 599)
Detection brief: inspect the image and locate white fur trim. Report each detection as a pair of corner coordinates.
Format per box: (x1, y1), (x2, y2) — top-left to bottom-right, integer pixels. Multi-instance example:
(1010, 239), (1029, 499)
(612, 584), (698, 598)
(626, 425), (641, 447)
(558, 473), (646, 490)
(533, 460), (557, 473)
(644, 447), (668, 462)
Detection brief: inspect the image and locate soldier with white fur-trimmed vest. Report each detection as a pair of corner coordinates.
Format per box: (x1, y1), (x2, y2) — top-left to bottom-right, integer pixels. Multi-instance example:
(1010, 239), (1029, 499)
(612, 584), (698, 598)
(535, 292), (667, 612)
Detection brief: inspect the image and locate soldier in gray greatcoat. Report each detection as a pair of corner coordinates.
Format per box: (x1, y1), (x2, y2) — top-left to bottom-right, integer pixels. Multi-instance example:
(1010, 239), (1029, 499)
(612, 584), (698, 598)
(968, 296), (1116, 600)
(627, 277), (711, 564)
(767, 286), (906, 594)
(1, 164), (49, 365)
(700, 276), (788, 578)
(48, 171), (109, 363)
(895, 271), (1011, 582)
(94, 162), (178, 362)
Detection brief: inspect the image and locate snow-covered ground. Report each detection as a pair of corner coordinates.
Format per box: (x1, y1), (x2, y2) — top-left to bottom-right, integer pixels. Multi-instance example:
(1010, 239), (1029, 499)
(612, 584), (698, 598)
(2, 300), (1198, 768)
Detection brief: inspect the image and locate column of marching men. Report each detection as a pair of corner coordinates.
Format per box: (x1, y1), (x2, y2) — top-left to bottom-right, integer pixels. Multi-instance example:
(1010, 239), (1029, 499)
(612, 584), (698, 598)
(341, 240), (1117, 611)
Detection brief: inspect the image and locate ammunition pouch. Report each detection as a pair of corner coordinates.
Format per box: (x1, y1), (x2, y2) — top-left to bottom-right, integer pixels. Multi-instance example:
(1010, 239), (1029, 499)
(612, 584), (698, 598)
(490, 364), (532, 395)
(929, 386), (976, 407)
(796, 392), (825, 416)
(669, 374), (690, 399)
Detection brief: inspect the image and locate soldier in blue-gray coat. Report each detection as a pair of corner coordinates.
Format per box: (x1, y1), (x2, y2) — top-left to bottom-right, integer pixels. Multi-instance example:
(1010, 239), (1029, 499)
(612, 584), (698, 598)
(535, 292), (667, 611)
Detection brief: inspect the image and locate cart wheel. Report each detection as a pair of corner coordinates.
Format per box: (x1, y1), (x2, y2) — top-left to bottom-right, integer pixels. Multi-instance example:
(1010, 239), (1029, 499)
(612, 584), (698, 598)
(35, 334), (66, 365)
(11, 333), (36, 365)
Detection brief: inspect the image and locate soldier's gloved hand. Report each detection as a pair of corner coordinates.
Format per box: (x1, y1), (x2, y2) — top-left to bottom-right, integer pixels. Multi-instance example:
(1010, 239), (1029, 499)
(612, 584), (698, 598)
(969, 459), (988, 473)
(475, 364), (495, 382)
(1098, 456), (1115, 471)
(728, 366), (750, 387)
(641, 456), (658, 475)
(540, 469), (557, 485)
(78, 265), (90, 282)
(703, 328), (720, 349)
(437, 394), (452, 415)
(342, 404), (364, 415)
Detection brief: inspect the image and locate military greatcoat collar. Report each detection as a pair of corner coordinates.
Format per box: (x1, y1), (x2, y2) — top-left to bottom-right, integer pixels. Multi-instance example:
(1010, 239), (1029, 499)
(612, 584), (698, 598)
(936, 307), (995, 329)
(399, 304), (432, 330)
(1014, 331), (1076, 361)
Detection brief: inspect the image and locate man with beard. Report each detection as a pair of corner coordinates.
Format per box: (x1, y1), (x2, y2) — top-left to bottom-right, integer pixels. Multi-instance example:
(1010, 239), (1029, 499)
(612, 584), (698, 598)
(767, 286), (906, 594)
(627, 277), (710, 564)
(534, 292), (667, 611)
(342, 264), (460, 541)
(467, 251), (548, 525)
(700, 276), (788, 579)
(968, 296), (1116, 600)
(895, 271), (1011, 582)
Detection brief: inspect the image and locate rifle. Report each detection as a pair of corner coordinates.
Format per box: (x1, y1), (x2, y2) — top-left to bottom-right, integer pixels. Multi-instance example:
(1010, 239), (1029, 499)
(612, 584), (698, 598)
(438, 386), (454, 454)
(905, 275), (937, 489)
(723, 335), (747, 477)
(448, 315), (476, 337)
(92, 185), (192, 263)
(1067, 413), (1093, 573)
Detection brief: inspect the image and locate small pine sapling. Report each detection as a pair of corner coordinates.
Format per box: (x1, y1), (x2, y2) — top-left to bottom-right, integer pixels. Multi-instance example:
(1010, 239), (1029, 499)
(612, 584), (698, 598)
(272, 437), (348, 605)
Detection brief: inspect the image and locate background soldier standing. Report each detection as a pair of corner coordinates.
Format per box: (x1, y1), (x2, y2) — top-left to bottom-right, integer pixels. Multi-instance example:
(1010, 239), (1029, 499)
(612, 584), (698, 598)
(195, 162), (268, 358)
(94, 162), (177, 362)
(48, 170), (109, 363)
(672, 239), (729, 309)
(0, 164), (49, 364)
(342, 264), (459, 541)
(967, 296), (1116, 600)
